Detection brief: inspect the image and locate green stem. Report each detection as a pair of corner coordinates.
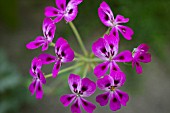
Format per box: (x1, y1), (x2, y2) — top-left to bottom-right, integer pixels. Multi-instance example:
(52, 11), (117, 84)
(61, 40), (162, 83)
(83, 64), (89, 78)
(68, 22), (88, 56)
(49, 42), (55, 47)
(45, 62), (84, 78)
(102, 27), (111, 37)
(78, 57), (102, 62)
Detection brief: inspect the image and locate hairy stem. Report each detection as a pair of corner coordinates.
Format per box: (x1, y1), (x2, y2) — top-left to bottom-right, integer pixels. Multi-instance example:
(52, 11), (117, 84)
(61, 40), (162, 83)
(68, 22), (88, 56)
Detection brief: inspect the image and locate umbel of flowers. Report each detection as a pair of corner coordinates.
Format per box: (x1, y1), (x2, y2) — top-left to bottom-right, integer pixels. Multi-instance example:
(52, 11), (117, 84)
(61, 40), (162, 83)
(26, 0), (151, 113)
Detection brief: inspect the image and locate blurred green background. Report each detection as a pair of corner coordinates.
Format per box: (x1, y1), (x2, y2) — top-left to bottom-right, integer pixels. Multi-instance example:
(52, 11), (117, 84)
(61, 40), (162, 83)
(0, 0), (170, 113)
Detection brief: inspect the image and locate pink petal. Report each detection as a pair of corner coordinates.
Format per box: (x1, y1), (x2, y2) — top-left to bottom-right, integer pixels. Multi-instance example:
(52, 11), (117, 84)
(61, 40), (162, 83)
(96, 92), (110, 106)
(37, 69), (46, 84)
(137, 53), (151, 63)
(92, 38), (109, 61)
(29, 80), (36, 95)
(68, 74), (81, 94)
(94, 61), (110, 78)
(135, 62), (143, 74)
(104, 34), (119, 57)
(44, 6), (61, 17)
(110, 61), (121, 75)
(42, 42), (49, 51)
(26, 37), (44, 50)
(115, 14), (129, 24)
(80, 78), (96, 97)
(97, 75), (113, 91)
(35, 81), (43, 99)
(60, 94), (76, 107)
(98, 1), (114, 27)
(42, 17), (53, 32)
(55, 0), (66, 11)
(38, 53), (56, 65)
(64, 5), (78, 22)
(68, 0), (83, 6)
(80, 98), (96, 113)
(137, 43), (149, 53)
(71, 98), (81, 113)
(117, 25), (134, 40)
(52, 60), (62, 78)
(54, 16), (63, 23)
(110, 27), (119, 41)
(109, 93), (121, 111)
(110, 71), (126, 87)
(114, 50), (132, 62)
(116, 89), (129, 106)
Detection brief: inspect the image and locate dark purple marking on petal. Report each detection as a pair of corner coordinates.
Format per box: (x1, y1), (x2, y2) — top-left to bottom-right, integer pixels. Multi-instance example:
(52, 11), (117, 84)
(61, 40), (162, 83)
(53, 11), (58, 14)
(105, 83), (111, 87)
(101, 47), (107, 53)
(101, 65), (106, 70)
(67, 97), (72, 101)
(105, 14), (109, 21)
(114, 80), (119, 85)
(136, 62), (139, 66)
(113, 97), (118, 102)
(121, 27), (126, 33)
(117, 92), (123, 99)
(113, 31), (116, 36)
(81, 86), (88, 92)
(35, 42), (42, 46)
(61, 51), (66, 57)
(48, 31), (52, 37)
(69, 9), (73, 14)
(109, 44), (114, 49)
(119, 56), (124, 60)
(73, 83), (77, 89)
(139, 55), (144, 60)
(46, 57), (53, 62)
(82, 100), (88, 106)
(38, 84), (41, 91)
(60, 4), (64, 10)
(113, 67), (117, 71)
(74, 101), (79, 108)
(56, 63), (60, 70)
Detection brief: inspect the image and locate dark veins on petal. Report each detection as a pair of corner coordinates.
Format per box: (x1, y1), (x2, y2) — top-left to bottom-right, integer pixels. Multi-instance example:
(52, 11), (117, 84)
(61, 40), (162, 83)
(101, 65), (106, 70)
(83, 100), (88, 106)
(139, 55), (144, 60)
(35, 42), (42, 46)
(73, 83), (77, 89)
(38, 84), (41, 91)
(53, 11), (58, 14)
(103, 94), (108, 100)
(46, 57), (54, 61)
(81, 86), (87, 92)
(69, 9), (73, 14)
(67, 97), (72, 101)
(113, 97), (117, 102)
(101, 47), (107, 53)
(105, 83), (111, 87)
(118, 92), (123, 99)
(119, 56), (124, 60)
(105, 14), (109, 21)
(114, 80), (119, 85)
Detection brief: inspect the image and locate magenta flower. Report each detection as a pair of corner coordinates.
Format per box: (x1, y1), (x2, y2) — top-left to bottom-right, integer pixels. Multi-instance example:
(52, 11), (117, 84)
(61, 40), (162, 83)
(45, 0), (83, 23)
(29, 57), (46, 99)
(60, 74), (96, 113)
(92, 34), (132, 78)
(132, 44), (151, 74)
(98, 1), (134, 40)
(26, 18), (56, 51)
(38, 38), (74, 78)
(96, 72), (129, 111)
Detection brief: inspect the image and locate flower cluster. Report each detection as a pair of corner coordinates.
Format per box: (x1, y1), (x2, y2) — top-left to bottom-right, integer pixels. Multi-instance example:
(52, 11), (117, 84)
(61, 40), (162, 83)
(26, 0), (151, 113)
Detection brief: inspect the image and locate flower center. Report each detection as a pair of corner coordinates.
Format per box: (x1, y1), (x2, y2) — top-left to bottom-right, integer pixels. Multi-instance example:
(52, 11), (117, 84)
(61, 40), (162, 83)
(109, 86), (115, 91)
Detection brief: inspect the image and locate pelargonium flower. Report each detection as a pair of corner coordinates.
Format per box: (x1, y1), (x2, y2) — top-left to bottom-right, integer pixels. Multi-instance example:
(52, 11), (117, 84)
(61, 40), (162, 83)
(29, 57), (46, 99)
(38, 37), (74, 78)
(45, 0), (83, 23)
(26, 18), (56, 51)
(98, 1), (134, 40)
(92, 34), (132, 78)
(96, 72), (129, 111)
(132, 43), (151, 74)
(60, 74), (96, 113)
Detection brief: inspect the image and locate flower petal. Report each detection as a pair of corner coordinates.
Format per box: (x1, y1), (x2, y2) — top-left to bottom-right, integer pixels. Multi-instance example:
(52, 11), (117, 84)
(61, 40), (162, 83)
(42, 17), (53, 32)
(35, 81), (43, 99)
(55, 0), (66, 11)
(42, 42), (49, 51)
(92, 38), (109, 61)
(54, 16), (63, 23)
(71, 98), (81, 113)
(80, 78), (96, 97)
(44, 6), (62, 17)
(135, 62), (143, 74)
(68, 74), (81, 94)
(114, 50), (132, 62)
(29, 79), (36, 95)
(30, 57), (42, 76)
(110, 61), (121, 76)
(115, 14), (129, 24)
(116, 90), (129, 106)
(110, 71), (126, 87)
(64, 5), (78, 22)
(52, 60), (61, 78)
(69, 0), (83, 6)
(80, 98), (96, 113)
(97, 75), (113, 91)
(104, 34), (119, 57)
(96, 92), (110, 106)
(38, 53), (56, 65)
(98, 1), (114, 27)
(26, 36), (44, 50)
(137, 53), (151, 63)
(60, 44), (74, 63)
(94, 61), (110, 78)
(137, 43), (149, 53)
(109, 93), (121, 111)
(60, 94), (76, 107)
(110, 27), (119, 41)
(117, 25), (134, 40)
(37, 69), (46, 84)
